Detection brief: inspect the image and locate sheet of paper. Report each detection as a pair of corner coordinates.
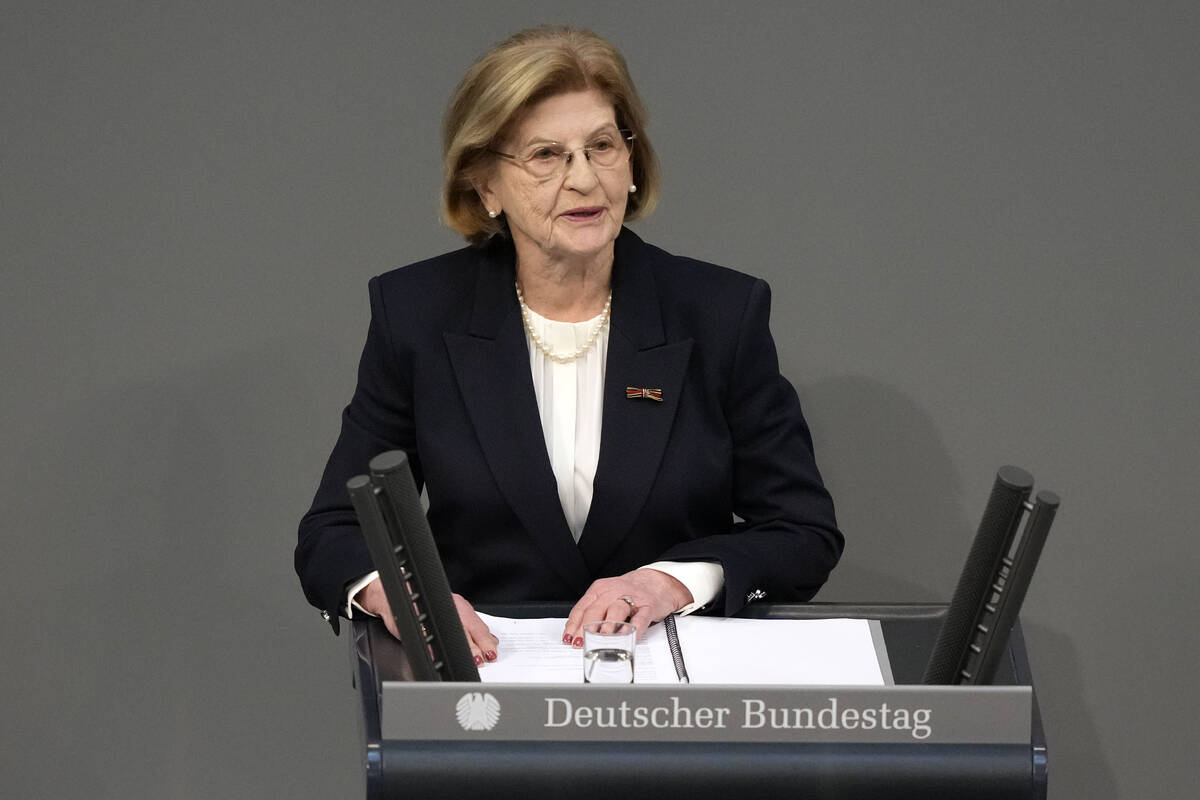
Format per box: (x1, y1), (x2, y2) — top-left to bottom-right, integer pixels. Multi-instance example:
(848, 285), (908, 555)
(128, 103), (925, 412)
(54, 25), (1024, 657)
(672, 616), (886, 685)
(475, 613), (675, 684)
(473, 613), (885, 685)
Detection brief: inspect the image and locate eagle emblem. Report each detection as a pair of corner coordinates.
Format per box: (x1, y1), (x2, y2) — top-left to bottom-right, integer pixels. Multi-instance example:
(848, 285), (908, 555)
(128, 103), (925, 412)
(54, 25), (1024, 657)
(455, 692), (501, 731)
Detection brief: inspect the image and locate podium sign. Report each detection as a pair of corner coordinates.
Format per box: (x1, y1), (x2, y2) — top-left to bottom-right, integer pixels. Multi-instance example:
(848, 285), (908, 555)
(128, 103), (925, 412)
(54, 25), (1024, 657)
(381, 683), (1031, 745)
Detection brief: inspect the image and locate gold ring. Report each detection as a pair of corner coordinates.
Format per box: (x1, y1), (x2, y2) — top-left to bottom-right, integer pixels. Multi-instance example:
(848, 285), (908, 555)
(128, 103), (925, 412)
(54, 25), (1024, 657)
(619, 595), (636, 607)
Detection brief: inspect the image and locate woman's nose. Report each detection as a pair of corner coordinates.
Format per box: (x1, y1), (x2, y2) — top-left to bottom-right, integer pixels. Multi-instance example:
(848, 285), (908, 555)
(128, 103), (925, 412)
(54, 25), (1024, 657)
(562, 150), (600, 188)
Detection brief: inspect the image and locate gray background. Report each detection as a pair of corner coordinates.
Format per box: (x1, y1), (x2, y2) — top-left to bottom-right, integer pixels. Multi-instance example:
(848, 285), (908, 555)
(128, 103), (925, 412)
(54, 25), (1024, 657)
(2, 2), (1196, 798)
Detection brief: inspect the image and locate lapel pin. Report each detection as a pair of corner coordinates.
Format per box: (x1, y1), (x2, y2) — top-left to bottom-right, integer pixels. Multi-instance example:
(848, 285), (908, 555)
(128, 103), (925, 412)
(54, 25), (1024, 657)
(626, 387), (663, 402)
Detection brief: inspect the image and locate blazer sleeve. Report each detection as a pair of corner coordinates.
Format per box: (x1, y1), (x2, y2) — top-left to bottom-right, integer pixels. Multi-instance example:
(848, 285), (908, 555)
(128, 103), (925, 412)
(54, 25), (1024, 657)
(657, 278), (843, 615)
(295, 276), (418, 632)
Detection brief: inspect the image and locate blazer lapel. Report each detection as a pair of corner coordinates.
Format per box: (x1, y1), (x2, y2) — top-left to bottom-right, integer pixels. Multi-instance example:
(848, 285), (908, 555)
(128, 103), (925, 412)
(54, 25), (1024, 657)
(578, 232), (693, 571)
(443, 243), (592, 593)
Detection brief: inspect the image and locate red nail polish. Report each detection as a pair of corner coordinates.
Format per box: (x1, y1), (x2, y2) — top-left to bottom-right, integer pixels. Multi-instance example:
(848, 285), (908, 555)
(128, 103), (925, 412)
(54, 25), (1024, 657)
(563, 633), (573, 644)
(474, 654), (483, 666)
(485, 650), (497, 662)
(573, 636), (584, 648)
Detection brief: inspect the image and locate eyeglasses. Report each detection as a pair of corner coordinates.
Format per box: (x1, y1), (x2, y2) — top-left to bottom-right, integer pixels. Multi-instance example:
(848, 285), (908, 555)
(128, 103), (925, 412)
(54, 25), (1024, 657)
(491, 129), (635, 180)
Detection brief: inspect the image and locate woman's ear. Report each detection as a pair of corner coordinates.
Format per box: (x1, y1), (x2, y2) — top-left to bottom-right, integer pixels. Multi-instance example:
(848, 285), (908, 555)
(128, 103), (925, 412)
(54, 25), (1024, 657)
(472, 177), (499, 218)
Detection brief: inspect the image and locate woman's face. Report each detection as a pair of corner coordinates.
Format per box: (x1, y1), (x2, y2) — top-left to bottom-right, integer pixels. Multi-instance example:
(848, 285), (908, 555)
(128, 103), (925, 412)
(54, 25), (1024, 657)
(478, 89), (633, 269)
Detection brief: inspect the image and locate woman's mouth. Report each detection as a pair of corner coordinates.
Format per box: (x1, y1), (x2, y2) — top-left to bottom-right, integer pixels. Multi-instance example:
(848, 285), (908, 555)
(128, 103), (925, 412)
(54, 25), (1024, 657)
(562, 207), (603, 221)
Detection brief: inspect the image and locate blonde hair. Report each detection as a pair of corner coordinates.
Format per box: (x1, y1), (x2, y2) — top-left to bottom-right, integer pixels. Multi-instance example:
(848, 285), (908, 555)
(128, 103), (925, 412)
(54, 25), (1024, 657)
(442, 26), (660, 245)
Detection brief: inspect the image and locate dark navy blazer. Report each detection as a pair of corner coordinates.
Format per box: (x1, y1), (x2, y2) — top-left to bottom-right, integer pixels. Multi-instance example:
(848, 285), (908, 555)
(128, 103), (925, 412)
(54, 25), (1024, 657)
(296, 228), (842, 633)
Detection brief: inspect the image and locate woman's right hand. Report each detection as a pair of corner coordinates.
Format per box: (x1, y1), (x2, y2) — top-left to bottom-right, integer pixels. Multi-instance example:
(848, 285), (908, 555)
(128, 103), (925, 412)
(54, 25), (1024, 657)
(355, 577), (499, 666)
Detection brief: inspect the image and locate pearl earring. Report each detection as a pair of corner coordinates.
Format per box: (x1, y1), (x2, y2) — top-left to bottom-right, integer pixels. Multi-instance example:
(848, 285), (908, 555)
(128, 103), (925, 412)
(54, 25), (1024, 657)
(488, 210), (497, 218)
(629, 184), (637, 193)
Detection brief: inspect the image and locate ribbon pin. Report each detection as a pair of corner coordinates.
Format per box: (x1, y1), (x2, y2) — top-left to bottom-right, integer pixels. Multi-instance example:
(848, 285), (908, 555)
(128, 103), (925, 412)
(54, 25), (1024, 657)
(626, 387), (663, 402)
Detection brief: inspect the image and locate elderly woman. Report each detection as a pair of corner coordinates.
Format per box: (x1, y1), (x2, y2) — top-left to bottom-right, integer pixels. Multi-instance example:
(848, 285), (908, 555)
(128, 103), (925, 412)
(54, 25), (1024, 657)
(296, 26), (842, 666)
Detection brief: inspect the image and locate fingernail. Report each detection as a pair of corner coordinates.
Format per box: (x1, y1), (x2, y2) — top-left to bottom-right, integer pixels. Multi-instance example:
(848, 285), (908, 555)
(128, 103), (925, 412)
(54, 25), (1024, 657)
(474, 654), (483, 666)
(573, 636), (584, 648)
(485, 650), (497, 662)
(562, 633), (573, 644)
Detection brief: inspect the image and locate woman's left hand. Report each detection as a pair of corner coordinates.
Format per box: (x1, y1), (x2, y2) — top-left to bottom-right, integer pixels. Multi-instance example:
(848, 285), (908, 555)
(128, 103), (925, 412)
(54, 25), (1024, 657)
(562, 569), (693, 647)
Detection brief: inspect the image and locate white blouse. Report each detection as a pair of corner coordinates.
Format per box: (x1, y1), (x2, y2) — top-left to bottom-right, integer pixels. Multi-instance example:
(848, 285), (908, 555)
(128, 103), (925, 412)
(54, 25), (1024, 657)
(521, 304), (609, 541)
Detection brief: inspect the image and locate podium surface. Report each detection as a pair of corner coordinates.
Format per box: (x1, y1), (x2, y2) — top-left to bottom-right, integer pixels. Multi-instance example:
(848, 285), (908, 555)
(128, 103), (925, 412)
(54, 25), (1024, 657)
(350, 603), (1047, 799)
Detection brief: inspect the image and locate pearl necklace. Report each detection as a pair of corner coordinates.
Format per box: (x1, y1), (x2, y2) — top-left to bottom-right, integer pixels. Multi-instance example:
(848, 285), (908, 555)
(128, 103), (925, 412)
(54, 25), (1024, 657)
(515, 281), (612, 364)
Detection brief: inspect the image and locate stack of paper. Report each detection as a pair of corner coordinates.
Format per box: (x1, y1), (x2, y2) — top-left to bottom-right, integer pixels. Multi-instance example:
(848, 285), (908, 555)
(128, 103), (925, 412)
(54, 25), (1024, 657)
(474, 613), (889, 685)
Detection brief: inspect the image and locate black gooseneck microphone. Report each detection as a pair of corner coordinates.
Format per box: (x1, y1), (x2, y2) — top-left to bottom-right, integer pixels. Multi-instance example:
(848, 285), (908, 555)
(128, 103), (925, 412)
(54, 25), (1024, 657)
(923, 466), (1059, 685)
(348, 450), (480, 682)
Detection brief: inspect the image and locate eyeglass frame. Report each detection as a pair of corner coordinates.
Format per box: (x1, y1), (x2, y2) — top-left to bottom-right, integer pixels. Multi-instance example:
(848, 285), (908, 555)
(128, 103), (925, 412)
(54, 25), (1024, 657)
(488, 129), (636, 180)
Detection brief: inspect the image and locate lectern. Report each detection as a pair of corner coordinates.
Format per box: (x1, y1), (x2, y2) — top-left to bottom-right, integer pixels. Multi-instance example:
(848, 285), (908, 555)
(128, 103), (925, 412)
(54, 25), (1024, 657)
(345, 460), (1051, 798)
(350, 602), (1047, 800)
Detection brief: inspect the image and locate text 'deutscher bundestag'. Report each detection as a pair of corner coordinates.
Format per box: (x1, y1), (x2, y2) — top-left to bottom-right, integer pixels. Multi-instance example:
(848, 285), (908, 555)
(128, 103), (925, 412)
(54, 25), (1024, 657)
(382, 684), (1031, 744)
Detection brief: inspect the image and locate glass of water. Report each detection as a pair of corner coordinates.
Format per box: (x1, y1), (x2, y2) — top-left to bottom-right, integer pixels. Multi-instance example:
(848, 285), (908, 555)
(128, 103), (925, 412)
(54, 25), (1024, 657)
(582, 621), (637, 683)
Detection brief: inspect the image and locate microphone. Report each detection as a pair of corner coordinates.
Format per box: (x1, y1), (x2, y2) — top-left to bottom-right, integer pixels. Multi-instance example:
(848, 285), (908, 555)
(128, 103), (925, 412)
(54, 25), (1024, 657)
(923, 466), (1034, 685)
(960, 489), (1059, 684)
(348, 450), (480, 682)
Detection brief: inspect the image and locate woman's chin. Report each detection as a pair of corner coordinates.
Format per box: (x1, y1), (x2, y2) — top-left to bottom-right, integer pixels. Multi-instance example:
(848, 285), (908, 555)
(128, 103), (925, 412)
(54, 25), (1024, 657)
(545, 223), (622, 262)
